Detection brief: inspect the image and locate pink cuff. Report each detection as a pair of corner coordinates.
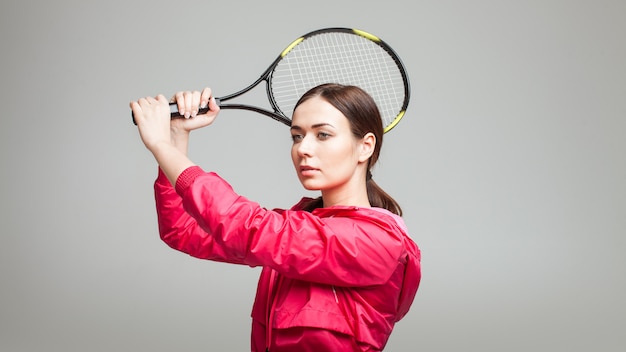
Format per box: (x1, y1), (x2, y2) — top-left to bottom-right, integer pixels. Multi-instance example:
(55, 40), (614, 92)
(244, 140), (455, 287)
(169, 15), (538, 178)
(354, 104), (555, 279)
(175, 166), (205, 196)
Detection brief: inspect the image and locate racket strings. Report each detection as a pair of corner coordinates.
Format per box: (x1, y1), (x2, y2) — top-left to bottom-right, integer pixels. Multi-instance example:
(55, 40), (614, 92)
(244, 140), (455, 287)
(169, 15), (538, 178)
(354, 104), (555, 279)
(270, 32), (407, 128)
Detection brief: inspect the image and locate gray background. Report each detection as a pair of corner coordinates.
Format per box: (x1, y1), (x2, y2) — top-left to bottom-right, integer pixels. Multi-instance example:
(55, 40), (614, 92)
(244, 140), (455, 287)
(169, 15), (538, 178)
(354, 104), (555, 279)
(1, 0), (624, 351)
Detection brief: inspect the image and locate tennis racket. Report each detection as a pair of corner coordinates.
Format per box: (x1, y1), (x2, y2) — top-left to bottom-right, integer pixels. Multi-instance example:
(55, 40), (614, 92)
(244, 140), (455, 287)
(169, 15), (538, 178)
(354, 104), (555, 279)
(131, 27), (410, 133)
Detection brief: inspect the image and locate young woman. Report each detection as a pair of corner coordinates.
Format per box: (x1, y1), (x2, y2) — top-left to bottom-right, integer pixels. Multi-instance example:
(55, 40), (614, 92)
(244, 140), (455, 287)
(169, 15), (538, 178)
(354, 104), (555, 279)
(131, 83), (421, 351)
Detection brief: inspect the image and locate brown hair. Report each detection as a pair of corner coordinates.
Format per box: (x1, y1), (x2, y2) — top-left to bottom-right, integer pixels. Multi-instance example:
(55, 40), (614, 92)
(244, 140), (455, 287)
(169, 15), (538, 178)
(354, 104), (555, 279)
(294, 83), (402, 216)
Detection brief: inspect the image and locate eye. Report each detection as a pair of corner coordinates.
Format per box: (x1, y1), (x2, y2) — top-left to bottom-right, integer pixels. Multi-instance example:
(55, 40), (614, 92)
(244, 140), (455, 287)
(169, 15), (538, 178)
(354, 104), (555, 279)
(317, 132), (331, 140)
(291, 134), (303, 143)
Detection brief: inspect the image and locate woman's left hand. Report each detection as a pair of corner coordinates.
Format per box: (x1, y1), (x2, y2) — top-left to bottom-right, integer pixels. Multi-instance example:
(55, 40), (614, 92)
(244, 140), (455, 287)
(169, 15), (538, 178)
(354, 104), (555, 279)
(130, 94), (172, 153)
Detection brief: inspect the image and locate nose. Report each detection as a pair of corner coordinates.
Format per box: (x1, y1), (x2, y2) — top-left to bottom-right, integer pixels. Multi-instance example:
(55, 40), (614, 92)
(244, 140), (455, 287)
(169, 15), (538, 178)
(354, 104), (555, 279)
(295, 135), (314, 157)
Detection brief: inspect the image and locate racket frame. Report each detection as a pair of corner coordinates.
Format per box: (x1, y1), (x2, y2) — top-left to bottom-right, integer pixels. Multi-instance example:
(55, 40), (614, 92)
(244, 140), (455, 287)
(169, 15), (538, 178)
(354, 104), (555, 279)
(140, 27), (410, 133)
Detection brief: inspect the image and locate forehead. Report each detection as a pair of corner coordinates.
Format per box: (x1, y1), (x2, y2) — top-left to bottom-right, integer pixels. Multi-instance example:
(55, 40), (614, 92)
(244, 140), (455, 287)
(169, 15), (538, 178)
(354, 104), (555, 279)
(291, 96), (350, 130)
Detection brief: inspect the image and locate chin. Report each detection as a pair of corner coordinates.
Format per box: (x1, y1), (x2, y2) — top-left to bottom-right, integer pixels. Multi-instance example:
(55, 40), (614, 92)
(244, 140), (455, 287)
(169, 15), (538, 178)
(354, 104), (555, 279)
(302, 185), (322, 191)
(299, 180), (322, 191)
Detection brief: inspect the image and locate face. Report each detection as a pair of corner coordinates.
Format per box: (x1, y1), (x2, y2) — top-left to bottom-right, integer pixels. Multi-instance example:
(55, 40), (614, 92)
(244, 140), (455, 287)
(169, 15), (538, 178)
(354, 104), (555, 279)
(290, 96), (371, 197)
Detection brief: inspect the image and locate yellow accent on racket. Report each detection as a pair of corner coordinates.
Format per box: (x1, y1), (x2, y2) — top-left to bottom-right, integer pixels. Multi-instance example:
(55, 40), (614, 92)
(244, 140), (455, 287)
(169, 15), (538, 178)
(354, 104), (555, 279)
(352, 29), (380, 42)
(384, 110), (405, 133)
(281, 37), (305, 57)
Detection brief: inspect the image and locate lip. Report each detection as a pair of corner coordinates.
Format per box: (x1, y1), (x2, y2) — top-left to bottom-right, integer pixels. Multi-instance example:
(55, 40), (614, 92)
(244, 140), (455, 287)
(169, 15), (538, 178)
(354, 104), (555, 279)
(299, 165), (319, 176)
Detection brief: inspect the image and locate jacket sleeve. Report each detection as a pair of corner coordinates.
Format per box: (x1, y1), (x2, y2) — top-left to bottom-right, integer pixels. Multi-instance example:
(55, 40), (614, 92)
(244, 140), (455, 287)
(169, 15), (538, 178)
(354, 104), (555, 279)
(174, 166), (407, 287)
(154, 168), (248, 265)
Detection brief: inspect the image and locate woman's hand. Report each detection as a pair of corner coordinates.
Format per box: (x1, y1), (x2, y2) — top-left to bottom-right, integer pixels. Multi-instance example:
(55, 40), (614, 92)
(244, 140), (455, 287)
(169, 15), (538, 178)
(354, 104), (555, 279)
(170, 87), (220, 134)
(130, 87), (220, 153)
(130, 94), (173, 153)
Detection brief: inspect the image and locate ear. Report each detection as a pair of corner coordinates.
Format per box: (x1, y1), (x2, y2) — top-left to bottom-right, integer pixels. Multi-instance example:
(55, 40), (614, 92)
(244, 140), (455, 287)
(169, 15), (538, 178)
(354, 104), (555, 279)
(358, 132), (376, 163)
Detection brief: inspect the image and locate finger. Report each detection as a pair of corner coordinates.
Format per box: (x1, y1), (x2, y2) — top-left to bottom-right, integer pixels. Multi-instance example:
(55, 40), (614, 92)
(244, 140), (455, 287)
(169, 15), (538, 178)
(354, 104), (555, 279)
(183, 91), (193, 118)
(190, 91), (201, 117)
(137, 97), (150, 110)
(144, 96), (159, 113)
(175, 91), (185, 117)
(155, 95), (170, 119)
(200, 87), (212, 109)
(130, 101), (143, 122)
(156, 94), (169, 106)
(208, 95), (220, 112)
(136, 96), (159, 122)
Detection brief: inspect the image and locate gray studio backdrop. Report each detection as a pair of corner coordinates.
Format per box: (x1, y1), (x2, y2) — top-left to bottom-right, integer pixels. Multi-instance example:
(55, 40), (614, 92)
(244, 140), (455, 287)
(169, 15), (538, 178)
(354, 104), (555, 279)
(1, 0), (624, 351)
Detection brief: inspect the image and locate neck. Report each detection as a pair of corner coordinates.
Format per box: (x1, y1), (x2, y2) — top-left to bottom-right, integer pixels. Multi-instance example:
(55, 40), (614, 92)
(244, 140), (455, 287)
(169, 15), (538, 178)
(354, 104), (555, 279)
(321, 174), (370, 208)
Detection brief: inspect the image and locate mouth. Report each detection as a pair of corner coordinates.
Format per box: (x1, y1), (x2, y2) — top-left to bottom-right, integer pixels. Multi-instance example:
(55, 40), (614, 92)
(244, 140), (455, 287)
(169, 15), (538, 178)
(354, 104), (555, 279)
(299, 165), (319, 176)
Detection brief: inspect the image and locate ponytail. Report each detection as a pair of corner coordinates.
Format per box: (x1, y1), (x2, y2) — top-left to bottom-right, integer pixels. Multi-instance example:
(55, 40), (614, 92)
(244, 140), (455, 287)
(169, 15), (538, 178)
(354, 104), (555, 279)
(366, 178), (402, 216)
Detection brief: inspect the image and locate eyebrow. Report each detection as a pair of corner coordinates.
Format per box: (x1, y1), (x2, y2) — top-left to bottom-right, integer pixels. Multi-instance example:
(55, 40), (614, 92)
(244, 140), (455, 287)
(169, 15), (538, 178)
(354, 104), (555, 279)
(290, 123), (335, 131)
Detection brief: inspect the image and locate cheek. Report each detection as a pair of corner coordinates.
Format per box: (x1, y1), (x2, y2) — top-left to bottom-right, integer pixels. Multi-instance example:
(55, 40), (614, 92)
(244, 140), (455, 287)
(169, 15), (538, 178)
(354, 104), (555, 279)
(325, 144), (355, 169)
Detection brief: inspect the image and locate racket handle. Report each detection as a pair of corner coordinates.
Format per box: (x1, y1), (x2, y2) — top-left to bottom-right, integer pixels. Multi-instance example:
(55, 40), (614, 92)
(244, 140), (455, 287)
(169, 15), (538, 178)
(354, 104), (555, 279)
(130, 98), (221, 125)
(169, 101), (217, 118)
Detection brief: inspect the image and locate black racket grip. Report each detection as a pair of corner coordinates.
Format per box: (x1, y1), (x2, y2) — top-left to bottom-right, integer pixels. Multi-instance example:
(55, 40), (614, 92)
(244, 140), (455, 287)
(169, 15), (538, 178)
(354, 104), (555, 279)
(131, 98), (220, 125)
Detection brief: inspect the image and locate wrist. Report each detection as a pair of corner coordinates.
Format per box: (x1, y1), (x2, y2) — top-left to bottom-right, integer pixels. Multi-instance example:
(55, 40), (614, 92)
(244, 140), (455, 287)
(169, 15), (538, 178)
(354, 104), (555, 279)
(170, 128), (190, 151)
(148, 140), (173, 158)
(170, 126), (189, 140)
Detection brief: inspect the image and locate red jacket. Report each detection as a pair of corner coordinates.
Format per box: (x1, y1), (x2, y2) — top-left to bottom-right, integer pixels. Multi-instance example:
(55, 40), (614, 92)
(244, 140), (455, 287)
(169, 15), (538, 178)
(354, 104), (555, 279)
(154, 166), (421, 351)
